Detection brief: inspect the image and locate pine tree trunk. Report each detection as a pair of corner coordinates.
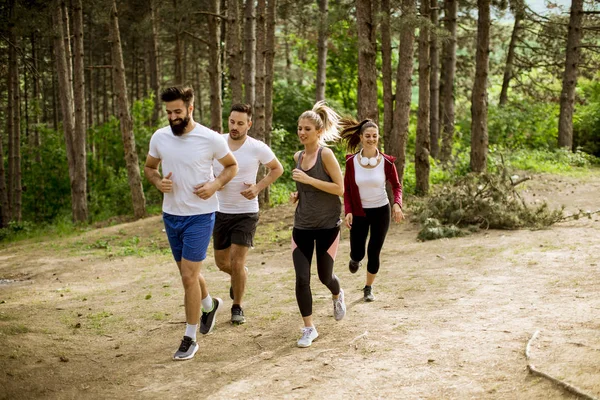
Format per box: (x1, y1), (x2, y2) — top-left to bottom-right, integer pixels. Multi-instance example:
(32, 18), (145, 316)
(416, 0), (431, 195)
(244, 0), (256, 107)
(282, 3), (292, 85)
(470, 0), (490, 173)
(30, 33), (42, 161)
(110, 0), (147, 219)
(558, 0), (583, 149)
(208, 0), (223, 132)
(381, 0), (393, 153)
(149, 0), (161, 124)
(390, 0), (416, 185)
(227, 0), (243, 104)
(254, 0), (266, 142)
(439, 0), (457, 163)
(356, 0), (379, 122)
(315, 0), (328, 102)
(429, 0), (440, 159)
(72, 0), (89, 222)
(54, 0), (87, 223)
(499, 5), (523, 107)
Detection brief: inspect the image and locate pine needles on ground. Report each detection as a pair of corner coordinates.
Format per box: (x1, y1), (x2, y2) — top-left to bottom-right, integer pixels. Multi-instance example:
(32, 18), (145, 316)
(411, 170), (565, 241)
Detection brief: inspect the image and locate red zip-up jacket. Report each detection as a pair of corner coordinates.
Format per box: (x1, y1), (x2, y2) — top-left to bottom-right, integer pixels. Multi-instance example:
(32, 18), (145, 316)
(343, 152), (403, 217)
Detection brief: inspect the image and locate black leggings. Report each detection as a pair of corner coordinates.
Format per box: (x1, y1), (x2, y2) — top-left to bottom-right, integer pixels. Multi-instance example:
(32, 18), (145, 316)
(292, 226), (341, 317)
(350, 204), (391, 275)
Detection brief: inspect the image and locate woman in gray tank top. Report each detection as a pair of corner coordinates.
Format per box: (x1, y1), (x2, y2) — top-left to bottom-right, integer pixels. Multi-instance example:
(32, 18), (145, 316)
(289, 101), (347, 348)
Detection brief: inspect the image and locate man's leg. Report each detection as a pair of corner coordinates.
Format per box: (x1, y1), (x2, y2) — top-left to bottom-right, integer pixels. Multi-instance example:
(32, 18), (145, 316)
(177, 259), (203, 326)
(230, 244), (250, 305)
(214, 248), (232, 275)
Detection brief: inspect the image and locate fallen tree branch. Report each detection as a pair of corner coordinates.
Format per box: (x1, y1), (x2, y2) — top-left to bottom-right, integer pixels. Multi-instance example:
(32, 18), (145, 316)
(525, 330), (599, 400)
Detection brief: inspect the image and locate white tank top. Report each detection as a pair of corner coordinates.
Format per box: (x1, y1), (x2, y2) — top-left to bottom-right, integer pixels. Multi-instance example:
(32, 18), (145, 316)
(353, 156), (389, 209)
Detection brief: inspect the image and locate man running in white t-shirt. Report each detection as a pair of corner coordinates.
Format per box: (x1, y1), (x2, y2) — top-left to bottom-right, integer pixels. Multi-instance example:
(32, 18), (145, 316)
(144, 86), (238, 361)
(213, 104), (283, 324)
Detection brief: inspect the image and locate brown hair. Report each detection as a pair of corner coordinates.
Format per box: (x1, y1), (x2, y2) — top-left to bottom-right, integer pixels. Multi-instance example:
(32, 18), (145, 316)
(339, 118), (379, 153)
(230, 103), (252, 119)
(160, 86), (195, 108)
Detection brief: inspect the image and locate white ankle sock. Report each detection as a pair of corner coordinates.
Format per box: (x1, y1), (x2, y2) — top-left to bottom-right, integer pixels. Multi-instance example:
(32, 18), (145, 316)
(185, 324), (197, 341)
(201, 295), (213, 312)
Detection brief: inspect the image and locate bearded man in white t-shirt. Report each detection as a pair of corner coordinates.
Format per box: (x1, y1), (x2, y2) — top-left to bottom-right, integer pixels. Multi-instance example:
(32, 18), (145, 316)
(212, 104), (283, 325)
(144, 86), (238, 361)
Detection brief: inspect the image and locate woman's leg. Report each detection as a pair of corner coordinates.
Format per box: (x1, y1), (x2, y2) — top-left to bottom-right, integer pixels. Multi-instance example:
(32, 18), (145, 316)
(292, 228), (316, 324)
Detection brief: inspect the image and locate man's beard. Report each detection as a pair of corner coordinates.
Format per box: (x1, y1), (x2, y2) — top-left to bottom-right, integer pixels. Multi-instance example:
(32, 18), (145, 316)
(229, 129), (247, 140)
(169, 114), (191, 136)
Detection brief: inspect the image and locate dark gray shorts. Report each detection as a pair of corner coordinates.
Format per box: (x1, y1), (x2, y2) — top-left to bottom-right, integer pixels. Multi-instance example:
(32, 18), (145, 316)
(212, 212), (259, 250)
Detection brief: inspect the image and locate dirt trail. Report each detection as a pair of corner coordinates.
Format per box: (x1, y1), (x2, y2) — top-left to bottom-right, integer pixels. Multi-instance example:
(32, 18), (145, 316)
(0, 172), (599, 399)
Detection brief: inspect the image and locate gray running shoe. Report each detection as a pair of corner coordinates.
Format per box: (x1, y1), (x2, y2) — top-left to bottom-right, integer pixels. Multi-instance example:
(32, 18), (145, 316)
(231, 306), (246, 324)
(349, 259), (361, 274)
(333, 288), (346, 321)
(363, 285), (375, 302)
(173, 336), (199, 361)
(200, 297), (223, 335)
(297, 326), (318, 348)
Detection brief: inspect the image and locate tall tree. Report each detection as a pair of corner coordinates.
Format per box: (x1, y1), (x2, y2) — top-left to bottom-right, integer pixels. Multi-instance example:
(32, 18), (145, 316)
(470, 0), (491, 173)
(149, 0), (161, 124)
(261, 0), (277, 207)
(380, 0), (393, 150)
(254, 0), (266, 141)
(109, 0), (146, 219)
(208, 0), (223, 132)
(315, 0), (328, 102)
(227, 0), (243, 104)
(244, 0), (256, 106)
(557, 0), (584, 149)
(429, 0), (440, 159)
(390, 0), (416, 184)
(72, 0), (88, 222)
(0, 43), (9, 226)
(498, 0), (524, 107)
(356, 0), (379, 122)
(53, 0), (88, 222)
(416, 0), (431, 195)
(439, 0), (457, 163)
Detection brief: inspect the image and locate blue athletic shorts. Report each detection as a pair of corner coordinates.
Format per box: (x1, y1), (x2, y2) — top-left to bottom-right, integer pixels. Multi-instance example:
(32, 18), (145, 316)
(162, 212), (215, 262)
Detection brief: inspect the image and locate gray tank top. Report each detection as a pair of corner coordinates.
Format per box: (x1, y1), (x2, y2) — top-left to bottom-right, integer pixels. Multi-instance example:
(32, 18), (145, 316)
(294, 148), (342, 229)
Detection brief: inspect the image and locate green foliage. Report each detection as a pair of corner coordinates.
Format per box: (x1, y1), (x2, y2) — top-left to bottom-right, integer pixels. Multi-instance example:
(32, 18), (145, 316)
(411, 168), (565, 241)
(574, 77), (600, 157)
(496, 147), (599, 173)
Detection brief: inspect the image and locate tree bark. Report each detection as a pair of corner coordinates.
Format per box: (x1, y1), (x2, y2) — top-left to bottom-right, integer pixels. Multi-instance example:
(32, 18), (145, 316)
(429, 0), (440, 159)
(244, 0), (256, 107)
(281, 2), (292, 85)
(416, 0), (431, 195)
(499, 1), (523, 107)
(227, 0), (244, 104)
(208, 0), (223, 132)
(558, 0), (583, 149)
(439, 0), (457, 163)
(110, 0), (147, 219)
(390, 0), (416, 186)
(381, 0), (393, 152)
(149, 0), (162, 124)
(356, 0), (379, 122)
(72, 0), (88, 223)
(254, 0), (266, 142)
(53, 0), (88, 223)
(316, 0), (328, 102)
(470, 0), (490, 173)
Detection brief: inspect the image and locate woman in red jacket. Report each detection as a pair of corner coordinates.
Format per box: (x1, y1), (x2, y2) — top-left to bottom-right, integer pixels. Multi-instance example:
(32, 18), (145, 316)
(340, 118), (404, 301)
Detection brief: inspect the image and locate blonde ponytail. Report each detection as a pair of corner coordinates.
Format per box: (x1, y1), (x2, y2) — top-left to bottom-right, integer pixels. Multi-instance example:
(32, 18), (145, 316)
(298, 100), (341, 146)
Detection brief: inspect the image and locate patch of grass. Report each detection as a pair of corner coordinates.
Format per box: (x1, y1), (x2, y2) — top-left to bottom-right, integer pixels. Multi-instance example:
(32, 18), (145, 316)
(151, 312), (169, 321)
(0, 312), (15, 321)
(0, 323), (30, 335)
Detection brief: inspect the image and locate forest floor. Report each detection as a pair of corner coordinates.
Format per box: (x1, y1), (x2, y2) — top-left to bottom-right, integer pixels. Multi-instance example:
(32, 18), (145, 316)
(1, 170), (599, 400)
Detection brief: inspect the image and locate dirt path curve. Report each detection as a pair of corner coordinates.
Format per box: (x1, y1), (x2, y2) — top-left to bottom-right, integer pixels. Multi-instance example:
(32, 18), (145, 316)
(1, 172), (599, 399)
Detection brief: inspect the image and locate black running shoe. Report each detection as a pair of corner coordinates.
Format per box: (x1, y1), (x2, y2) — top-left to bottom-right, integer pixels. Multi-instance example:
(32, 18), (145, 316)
(200, 297), (223, 335)
(173, 336), (199, 360)
(349, 259), (361, 274)
(231, 306), (246, 325)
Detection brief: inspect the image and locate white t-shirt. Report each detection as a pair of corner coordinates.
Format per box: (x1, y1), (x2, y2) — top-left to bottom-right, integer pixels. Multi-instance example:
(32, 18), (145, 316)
(353, 156), (389, 209)
(149, 123), (230, 216)
(213, 134), (276, 214)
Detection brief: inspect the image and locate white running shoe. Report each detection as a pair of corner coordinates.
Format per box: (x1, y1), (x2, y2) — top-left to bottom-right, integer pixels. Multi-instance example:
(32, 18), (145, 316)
(333, 288), (346, 321)
(297, 326), (319, 348)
